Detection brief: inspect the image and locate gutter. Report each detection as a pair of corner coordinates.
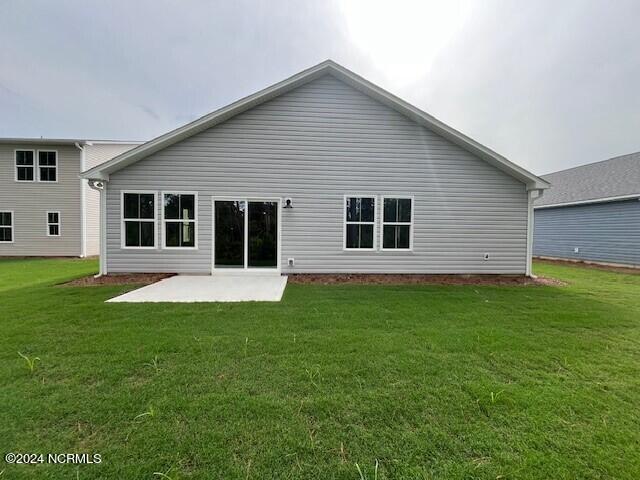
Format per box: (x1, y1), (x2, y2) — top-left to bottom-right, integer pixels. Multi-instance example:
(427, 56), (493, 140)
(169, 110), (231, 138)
(534, 193), (640, 209)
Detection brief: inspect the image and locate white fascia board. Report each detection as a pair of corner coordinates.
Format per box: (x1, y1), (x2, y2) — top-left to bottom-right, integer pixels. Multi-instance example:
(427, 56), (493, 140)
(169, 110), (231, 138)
(534, 194), (640, 209)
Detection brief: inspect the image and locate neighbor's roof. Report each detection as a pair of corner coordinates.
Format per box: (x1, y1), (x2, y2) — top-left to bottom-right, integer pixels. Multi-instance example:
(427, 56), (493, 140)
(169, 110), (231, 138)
(535, 152), (640, 208)
(80, 60), (549, 190)
(0, 138), (143, 146)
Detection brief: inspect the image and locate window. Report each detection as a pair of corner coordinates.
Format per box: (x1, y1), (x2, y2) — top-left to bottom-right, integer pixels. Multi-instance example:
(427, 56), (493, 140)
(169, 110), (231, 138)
(163, 193), (197, 248)
(47, 211), (61, 236)
(381, 197), (413, 250)
(15, 150), (35, 181)
(0, 211), (13, 243)
(344, 196), (376, 249)
(38, 151), (57, 182)
(122, 192), (156, 248)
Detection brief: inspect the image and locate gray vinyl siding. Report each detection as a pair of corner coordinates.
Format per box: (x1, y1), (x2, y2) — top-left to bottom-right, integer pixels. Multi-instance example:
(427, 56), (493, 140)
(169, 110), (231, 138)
(83, 143), (139, 256)
(105, 75), (528, 274)
(0, 144), (82, 256)
(534, 199), (640, 266)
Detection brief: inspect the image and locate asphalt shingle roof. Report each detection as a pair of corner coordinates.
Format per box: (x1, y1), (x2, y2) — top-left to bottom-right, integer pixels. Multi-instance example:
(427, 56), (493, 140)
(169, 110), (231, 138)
(535, 151), (640, 207)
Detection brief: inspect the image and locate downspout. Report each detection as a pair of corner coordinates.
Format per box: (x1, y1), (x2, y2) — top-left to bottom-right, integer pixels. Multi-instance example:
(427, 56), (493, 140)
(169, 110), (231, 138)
(526, 188), (545, 277)
(88, 179), (108, 277)
(75, 142), (87, 257)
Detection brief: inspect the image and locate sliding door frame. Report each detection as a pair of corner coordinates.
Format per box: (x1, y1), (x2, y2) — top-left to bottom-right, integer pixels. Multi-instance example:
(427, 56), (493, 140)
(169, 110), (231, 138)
(211, 196), (282, 274)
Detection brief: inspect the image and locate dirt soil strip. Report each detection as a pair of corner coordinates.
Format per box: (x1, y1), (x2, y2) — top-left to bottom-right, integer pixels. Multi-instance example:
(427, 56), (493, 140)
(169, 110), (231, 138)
(535, 257), (640, 275)
(288, 274), (565, 286)
(62, 273), (174, 287)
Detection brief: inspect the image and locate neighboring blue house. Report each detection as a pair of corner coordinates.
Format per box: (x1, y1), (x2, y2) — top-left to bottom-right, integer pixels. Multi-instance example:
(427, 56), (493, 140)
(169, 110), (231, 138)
(534, 152), (640, 267)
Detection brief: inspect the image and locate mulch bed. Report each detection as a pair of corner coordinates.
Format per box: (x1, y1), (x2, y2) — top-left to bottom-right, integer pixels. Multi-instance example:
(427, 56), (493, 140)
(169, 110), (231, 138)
(535, 257), (640, 275)
(288, 273), (565, 286)
(62, 273), (174, 287)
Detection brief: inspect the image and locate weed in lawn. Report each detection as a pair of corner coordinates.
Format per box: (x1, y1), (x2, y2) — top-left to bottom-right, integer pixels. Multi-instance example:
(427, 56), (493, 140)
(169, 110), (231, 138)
(133, 406), (156, 421)
(244, 337), (249, 357)
(144, 355), (160, 372)
(305, 365), (321, 389)
(153, 467), (175, 480)
(17, 351), (40, 375)
(356, 459), (379, 480)
(490, 390), (504, 404)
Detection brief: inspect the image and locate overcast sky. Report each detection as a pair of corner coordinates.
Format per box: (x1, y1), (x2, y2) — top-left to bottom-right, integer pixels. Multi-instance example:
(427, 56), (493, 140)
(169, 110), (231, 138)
(1, 0), (639, 174)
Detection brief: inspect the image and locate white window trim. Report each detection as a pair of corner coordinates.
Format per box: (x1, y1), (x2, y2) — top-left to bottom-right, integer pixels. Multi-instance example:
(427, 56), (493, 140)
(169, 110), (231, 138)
(0, 210), (14, 243)
(343, 194), (377, 251)
(14, 149), (35, 183)
(120, 190), (158, 250)
(37, 150), (58, 183)
(46, 211), (61, 237)
(380, 196), (414, 251)
(161, 191), (199, 250)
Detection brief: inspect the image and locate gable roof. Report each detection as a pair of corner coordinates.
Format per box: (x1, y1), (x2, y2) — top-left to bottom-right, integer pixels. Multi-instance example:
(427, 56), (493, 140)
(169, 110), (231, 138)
(535, 152), (640, 208)
(80, 60), (549, 190)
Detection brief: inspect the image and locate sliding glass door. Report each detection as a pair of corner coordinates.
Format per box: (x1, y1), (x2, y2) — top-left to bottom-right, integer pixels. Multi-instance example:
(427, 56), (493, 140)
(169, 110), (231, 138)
(214, 199), (278, 270)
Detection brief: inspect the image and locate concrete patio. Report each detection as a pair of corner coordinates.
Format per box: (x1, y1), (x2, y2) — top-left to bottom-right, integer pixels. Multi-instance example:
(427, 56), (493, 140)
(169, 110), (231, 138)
(107, 274), (288, 303)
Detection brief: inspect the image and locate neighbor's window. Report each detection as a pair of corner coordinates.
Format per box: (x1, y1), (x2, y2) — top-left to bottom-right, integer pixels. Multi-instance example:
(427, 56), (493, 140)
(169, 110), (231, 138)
(38, 151), (57, 182)
(15, 150), (35, 181)
(122, 192), (156, 248)
(345, 196), (375, 249)
(163, 193), (196, 248)
(382, 197), (413, 250)
(47, 211), (61, 236)
(0, 211), (13, 243)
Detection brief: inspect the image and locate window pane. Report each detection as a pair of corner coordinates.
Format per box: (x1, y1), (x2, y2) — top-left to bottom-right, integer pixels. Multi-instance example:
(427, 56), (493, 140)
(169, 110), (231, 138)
(345, 224), (358, 248)
(181, 195), (195, 220)
(39, 151), (56, 166)
(0, 212), (11, 226)
(181, 221), (195, 248)
(140, 222), (154, 247)
(0, 227), (11, 242)
(139, 194), (155, 219)
(124, 194), (139, 219)
(165, 222), (179, 246)
(125, 221), (140, 246)
(48, 212), (58, 223)
(40, 167), (56, 182)
(360, 198), (375, 222)
(360, 224), (374, 248)
(384, 198), (397, 222)
(49, 225), (59, 236)
(346, 197), (358, 222)
(17, 167), (34, 181)
(383, 225), (395, 249)
(16, 151), (34, 165)
(398, 199), (412, 222)
(164, 194), (180, 219)
(397, 225), (410, 248)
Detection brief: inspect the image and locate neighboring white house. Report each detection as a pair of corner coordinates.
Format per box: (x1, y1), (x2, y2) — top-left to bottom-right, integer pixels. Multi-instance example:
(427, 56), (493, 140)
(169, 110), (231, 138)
(534, 152), (640, 266)
(0, 139), (141, 257)
(81, 60), (549, 276)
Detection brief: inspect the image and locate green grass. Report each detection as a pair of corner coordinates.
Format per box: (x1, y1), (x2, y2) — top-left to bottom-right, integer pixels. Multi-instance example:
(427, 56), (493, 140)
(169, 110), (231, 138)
(1, 259), (639, 479)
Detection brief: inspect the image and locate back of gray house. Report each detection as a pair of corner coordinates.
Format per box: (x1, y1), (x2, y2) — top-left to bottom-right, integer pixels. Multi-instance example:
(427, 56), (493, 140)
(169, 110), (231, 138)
(82, 61), (548, 276)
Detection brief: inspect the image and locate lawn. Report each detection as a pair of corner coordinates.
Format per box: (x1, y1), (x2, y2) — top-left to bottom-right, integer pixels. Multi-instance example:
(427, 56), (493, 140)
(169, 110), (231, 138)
(1, 258), (639, 479)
